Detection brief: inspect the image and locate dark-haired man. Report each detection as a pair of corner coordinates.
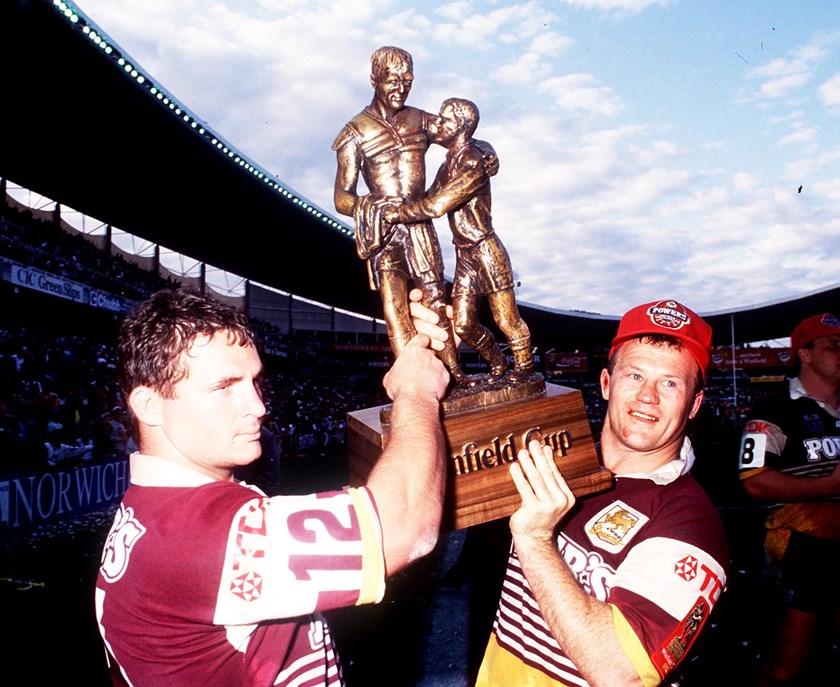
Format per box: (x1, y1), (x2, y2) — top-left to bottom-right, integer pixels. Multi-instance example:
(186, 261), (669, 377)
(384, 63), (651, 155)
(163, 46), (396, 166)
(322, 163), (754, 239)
(412, 297), (729, 686)
(95, 287), (450, 685)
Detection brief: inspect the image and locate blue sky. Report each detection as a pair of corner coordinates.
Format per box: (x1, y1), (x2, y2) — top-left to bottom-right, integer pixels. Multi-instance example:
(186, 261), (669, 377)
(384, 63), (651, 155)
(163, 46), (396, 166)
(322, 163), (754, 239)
(68, 0), (839, 318)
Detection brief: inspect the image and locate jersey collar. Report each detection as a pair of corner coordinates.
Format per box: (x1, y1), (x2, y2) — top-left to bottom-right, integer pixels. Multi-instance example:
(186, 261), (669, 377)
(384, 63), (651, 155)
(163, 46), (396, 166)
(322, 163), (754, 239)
(616, 437), (696, 485)
(790, 376), (839, 418)
(129, 452), (217, 488)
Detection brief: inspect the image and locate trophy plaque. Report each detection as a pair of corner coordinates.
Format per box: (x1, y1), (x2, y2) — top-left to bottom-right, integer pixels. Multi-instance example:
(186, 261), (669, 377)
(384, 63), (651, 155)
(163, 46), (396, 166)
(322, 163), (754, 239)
(348, 383), (612, 530)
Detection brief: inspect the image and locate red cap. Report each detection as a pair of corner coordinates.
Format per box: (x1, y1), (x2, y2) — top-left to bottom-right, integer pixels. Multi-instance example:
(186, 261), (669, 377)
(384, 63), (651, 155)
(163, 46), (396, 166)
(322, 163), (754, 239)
(610, 300), (712, 377)
(790, 313), (840, 361)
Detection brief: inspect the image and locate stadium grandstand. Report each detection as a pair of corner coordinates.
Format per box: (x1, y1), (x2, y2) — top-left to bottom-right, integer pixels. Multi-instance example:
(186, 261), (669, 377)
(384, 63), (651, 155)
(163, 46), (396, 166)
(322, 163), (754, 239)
(2, 0), (837, 344)
(4, 183), (829, 683)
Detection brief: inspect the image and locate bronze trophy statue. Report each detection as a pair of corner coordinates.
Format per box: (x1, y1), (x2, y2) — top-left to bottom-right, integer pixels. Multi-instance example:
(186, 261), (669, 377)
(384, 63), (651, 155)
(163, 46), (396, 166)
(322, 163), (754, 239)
(332, 46), (464, 382)
(336, 47), (610, 529)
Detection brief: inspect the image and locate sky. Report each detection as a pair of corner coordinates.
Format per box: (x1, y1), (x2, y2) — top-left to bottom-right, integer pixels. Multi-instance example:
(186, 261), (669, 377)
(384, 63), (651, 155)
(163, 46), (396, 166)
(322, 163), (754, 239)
(66, 0), (839, 318)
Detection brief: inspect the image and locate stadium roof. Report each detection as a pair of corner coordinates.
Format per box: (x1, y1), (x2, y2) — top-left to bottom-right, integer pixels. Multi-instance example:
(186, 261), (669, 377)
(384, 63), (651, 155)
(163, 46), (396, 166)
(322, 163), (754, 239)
(2, 0), (837, 353)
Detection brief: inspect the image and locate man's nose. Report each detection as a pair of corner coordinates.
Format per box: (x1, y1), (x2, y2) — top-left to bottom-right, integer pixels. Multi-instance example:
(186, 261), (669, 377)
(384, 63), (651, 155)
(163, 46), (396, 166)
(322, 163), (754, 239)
(636, 380), (659, 404)
(246, 386), (266, 418)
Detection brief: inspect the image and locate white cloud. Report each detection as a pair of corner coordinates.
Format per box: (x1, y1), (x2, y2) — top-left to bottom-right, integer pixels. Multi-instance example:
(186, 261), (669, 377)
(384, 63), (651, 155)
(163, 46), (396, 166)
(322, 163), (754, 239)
(732, 172), (760, 191)
(785, 144), (840, 180)
(529, 31), (576, 57)
(491, 50), (555, 85)
(759, 73), (811, 99)
(748, 32), (839, 101)
(818, 72), (840, 107)
(779, 122), (819, 146)
(556, 0), (673, 14)
(539, 73), (624, 115)
(811, 178), (840, 202)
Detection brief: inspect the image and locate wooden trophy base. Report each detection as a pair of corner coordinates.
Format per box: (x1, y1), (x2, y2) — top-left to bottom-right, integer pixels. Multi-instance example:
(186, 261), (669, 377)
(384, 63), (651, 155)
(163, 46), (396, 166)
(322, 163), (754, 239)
(347, 382), (613, 530)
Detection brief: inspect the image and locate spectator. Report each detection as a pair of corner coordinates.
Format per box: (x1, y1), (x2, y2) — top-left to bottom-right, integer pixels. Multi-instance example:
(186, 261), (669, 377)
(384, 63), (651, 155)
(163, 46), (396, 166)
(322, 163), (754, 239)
(233, 424), (283, 496)
(44, 427), (91, 468)
(738, 313), (840, 686)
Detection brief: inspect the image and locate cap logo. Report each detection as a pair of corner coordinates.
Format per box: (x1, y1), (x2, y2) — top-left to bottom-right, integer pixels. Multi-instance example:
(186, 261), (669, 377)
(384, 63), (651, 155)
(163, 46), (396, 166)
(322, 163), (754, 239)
(646, 301), (691, 331)
(820, 314), (840, 329)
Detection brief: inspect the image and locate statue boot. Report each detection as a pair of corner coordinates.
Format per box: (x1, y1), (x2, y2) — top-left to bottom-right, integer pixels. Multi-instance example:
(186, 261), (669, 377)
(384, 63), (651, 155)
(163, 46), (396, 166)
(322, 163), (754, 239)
(434, 325), (470, 386)
(507, 336), (536, 382)
(469, 330), (508, 381)
(390, 323), (468, 385)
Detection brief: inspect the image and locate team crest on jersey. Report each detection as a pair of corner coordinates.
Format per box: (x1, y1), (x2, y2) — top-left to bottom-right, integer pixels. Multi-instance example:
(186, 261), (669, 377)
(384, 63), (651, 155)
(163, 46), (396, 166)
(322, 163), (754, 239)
(100, 503), (146, 583)
(586, 501), (648, 553)
(646, 301), (691, 331)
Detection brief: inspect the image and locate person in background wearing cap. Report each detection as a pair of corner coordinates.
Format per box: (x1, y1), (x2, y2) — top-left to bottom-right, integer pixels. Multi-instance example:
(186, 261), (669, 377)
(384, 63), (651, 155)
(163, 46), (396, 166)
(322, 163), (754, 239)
(738, 313), (840, 686)
(410, 293), (729, 686)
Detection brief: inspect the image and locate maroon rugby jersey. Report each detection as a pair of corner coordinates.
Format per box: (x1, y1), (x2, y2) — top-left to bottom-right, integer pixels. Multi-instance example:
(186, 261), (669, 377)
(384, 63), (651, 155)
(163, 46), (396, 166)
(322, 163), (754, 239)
(95, 454), (385, 687)
(478, 442), (728, 687)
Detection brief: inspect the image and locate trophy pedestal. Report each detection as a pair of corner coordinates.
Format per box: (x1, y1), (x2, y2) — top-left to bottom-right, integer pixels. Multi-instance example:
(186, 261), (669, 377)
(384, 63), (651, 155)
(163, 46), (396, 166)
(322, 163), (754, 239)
(347, 382), (613, 530)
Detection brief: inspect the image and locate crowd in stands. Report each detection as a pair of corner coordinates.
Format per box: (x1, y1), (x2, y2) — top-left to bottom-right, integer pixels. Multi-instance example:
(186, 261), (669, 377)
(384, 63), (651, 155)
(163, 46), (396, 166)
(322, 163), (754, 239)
(0, 316), (388, 473)
(0, 324), (124, 472)
(1, 204), (164, 303)
(0, 196), (390, 470)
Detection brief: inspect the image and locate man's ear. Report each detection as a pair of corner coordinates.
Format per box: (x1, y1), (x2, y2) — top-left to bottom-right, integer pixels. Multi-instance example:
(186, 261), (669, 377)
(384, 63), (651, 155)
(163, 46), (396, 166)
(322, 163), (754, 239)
(797, 347), (812, 366)
(600, 367), (611, 401)
(127, 386), (163, 428)
(688, 389), (705, 420)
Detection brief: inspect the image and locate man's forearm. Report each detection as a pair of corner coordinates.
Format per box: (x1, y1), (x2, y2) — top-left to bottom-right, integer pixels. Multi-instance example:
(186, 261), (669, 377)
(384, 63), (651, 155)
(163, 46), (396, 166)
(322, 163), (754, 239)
(334, 187), (358, 217)
(334, 142), (362, 217)
(742, 469), (840, 501)
(367, 393), (446, 576)
(513, 534), (642, 687)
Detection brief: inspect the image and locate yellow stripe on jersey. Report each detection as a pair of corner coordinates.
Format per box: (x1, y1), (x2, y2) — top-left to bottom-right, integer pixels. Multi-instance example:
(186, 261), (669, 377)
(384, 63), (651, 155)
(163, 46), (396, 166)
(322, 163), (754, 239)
(612, 604), (660, 687)
(475, 609), (659, 686)
(476, 633), (575, 687)
(739, 465), (771, 481)
(348, 487), (386, 605)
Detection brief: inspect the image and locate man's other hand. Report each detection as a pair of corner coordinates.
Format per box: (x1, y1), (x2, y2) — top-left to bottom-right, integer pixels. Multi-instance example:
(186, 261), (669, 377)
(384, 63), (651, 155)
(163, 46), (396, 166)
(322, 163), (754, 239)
(408, 288), (460, 351)
(383, 332), (450, 404)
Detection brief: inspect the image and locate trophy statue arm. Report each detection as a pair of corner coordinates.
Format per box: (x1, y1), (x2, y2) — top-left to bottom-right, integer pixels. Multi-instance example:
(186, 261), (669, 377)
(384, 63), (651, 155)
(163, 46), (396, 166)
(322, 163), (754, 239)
(334, 136), (364, 217)
(473, 139), (500, 177)
(396, 156), (486, 223)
